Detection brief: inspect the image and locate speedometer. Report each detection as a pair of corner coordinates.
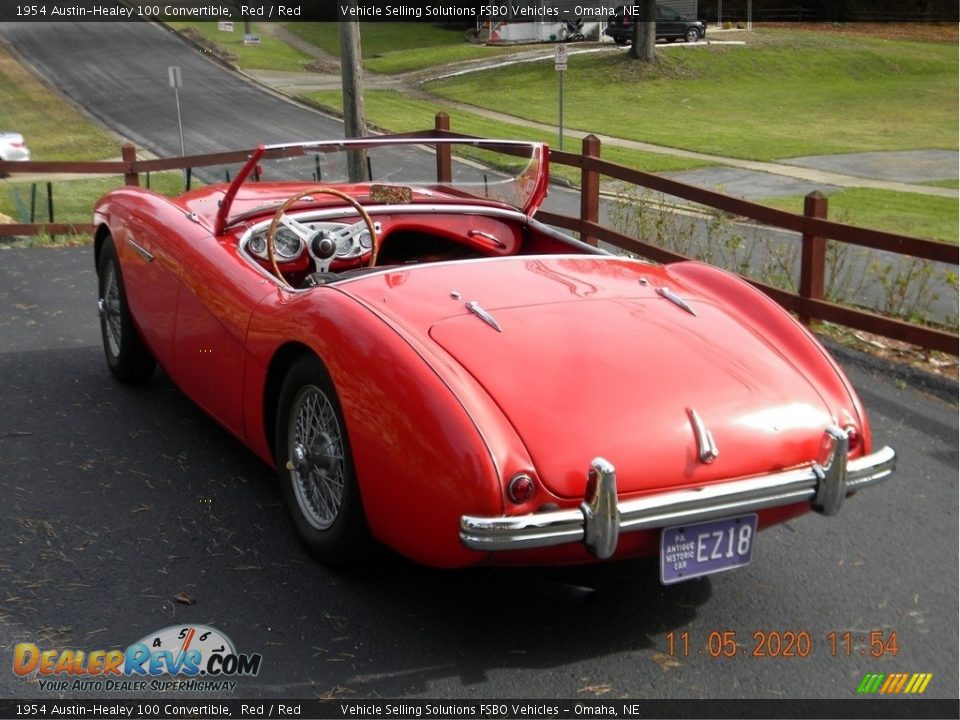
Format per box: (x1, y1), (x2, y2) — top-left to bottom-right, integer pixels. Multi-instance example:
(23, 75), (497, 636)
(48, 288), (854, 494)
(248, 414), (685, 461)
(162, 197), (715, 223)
(274, 228), (303, 259)
(335, 233), (354, 256)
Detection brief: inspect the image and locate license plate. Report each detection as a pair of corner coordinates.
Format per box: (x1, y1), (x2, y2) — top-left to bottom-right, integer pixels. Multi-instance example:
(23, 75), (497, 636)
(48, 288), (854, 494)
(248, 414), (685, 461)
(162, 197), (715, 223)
(660, 514), (758, 585)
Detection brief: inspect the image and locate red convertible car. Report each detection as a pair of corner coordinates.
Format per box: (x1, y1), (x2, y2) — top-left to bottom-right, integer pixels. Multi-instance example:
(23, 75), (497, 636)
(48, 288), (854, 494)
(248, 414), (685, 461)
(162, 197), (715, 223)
(93, 138), (895, 581)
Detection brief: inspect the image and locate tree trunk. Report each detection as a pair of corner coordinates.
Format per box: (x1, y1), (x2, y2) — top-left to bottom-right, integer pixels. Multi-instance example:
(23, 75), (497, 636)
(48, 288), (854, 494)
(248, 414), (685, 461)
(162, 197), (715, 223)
(628, 0), (656, 62)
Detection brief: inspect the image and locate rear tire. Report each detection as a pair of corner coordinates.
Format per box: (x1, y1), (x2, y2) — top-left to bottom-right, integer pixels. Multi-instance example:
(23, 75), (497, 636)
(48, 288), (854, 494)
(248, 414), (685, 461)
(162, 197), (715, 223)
(97, 237), (156, 384)
(275, 355), (372, 565)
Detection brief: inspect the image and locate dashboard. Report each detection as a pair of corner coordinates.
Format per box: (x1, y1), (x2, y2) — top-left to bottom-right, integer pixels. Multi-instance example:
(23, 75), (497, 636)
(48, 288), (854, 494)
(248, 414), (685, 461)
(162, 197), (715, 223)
(237, 208), (525, 285)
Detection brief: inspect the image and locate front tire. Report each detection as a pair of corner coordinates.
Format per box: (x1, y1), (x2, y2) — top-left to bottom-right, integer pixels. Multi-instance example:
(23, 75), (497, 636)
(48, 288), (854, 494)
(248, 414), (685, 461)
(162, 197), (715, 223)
(275, 355), (372, 565)
(685, 27), (701, 43)
(97, 237), (156, 384)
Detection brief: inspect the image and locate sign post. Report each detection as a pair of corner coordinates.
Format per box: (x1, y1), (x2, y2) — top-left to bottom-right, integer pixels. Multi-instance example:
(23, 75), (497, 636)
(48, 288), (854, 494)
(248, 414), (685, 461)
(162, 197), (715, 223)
(554, 45), (567, 150)
(168, 66), (185, 158)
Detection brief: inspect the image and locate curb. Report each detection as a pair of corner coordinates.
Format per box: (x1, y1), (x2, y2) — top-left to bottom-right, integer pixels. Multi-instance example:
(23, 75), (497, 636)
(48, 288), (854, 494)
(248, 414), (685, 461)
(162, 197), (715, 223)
(819, 336), (958, 403)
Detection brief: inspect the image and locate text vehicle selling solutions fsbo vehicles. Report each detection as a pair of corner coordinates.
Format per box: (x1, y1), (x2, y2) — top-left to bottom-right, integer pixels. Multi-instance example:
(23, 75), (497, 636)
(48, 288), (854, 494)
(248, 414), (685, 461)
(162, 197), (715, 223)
(92, 138), (895, 582)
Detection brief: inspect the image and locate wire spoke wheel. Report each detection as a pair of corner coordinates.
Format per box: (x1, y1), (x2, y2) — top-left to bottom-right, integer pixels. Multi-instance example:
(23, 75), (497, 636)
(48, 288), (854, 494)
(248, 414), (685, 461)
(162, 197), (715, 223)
(101, 261), (123, 358)
(287, 384), (346, 531)
(276, 354), (372, 564)
(96, 236), (155, 384)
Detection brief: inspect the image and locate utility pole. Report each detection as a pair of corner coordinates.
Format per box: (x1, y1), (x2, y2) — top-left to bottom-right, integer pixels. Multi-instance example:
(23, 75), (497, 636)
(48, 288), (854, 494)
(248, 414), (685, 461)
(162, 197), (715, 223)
(339, 15), (367, 182)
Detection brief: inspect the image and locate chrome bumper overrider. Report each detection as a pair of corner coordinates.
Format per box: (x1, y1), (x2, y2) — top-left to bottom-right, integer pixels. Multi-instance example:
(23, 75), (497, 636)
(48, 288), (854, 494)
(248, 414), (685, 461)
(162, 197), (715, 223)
(460, 427), (896, 559)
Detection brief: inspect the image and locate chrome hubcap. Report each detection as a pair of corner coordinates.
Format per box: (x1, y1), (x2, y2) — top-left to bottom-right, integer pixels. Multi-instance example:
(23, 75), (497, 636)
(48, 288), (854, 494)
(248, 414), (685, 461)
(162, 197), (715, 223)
(101, 263), (122, 357)
(287, 385), (344, 531)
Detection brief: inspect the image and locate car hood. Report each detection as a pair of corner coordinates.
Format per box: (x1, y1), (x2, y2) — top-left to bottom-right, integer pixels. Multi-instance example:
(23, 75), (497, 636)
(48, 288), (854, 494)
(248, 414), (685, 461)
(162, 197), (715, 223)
(342, 256), (836, 498)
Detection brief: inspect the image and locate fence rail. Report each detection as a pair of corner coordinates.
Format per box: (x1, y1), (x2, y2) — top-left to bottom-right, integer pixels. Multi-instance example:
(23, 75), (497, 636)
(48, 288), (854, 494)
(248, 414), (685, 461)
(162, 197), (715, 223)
(1, 124), (957, 355)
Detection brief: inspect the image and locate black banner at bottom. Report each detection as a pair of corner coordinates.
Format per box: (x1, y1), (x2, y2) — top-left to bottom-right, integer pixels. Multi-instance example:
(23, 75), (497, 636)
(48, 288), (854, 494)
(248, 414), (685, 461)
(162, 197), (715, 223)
(1, 699), (958, 720)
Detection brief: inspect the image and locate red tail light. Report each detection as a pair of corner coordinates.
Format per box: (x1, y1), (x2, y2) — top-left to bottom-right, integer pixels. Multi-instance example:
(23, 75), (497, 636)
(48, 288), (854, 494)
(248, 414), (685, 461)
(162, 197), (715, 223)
(507, 474), (536, 504)
(845, 425), (861, 454)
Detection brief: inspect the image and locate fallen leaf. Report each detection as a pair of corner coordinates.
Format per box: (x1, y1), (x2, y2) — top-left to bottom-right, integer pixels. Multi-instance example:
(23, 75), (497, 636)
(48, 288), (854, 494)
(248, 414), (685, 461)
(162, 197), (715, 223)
(651, 652), (682, 669)
(578, 683), (612, 695)
(174, 592), (196, 605)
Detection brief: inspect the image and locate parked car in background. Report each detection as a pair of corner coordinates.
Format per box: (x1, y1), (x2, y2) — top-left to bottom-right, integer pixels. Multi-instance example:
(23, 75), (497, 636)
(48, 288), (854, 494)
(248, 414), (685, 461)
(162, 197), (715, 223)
(605, 4), (707, 45)
(0, 132), (31, 177)
(0, 132), (31, 162)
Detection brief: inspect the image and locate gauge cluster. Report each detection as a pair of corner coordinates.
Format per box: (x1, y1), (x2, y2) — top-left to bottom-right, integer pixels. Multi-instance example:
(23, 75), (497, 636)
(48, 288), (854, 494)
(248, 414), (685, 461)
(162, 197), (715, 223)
(243, 220), (373, 264)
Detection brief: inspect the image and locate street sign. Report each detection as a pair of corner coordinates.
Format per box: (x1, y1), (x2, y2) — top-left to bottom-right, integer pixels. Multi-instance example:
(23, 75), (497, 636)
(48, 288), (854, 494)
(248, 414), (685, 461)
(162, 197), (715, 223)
(554, 44), (567, 71)
(555, 46), (566, 149)
(168, 67), (186, 158)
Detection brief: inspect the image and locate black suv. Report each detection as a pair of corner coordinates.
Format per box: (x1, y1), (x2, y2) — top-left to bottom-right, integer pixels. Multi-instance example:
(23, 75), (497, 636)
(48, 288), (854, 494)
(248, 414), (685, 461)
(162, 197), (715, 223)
(605, 4), (707, 45)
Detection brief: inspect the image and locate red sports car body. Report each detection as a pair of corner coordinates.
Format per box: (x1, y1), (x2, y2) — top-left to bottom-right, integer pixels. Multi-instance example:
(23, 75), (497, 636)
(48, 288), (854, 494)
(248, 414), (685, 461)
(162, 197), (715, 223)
(93, 138), (895, 579)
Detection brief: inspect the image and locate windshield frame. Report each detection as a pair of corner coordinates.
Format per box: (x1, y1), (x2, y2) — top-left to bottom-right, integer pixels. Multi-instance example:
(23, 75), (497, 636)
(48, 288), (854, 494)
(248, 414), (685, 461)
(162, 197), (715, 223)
(214, 137), (549, 236)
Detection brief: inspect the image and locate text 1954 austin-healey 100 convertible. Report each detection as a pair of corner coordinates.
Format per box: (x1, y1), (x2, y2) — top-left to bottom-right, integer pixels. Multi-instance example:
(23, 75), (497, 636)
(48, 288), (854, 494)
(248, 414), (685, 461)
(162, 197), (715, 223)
(93, 137), (895, 582)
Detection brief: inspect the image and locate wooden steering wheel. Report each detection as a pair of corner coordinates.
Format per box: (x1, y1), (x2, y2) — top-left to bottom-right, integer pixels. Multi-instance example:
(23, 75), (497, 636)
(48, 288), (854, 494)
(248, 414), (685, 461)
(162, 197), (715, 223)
(266, 187), (379, 288)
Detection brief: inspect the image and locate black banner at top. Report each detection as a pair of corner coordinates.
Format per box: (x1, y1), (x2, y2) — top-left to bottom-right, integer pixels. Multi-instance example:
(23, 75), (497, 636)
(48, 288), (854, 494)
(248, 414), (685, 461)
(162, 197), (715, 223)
(0, 0), (957, 22)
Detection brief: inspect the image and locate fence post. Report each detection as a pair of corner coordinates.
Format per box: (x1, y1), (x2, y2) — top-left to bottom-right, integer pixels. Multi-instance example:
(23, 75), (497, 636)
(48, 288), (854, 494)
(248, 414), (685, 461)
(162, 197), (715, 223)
(122, 143), (139, 187)
(435, 112), (452, 184)
(799, 191), (828, 325)
(580, 134), (600, 247)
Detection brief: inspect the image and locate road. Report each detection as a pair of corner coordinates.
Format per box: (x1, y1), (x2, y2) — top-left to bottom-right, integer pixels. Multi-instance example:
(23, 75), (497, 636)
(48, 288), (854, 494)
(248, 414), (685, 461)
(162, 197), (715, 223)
(0, 20), (957, 706)
(0, 22), (345, 157)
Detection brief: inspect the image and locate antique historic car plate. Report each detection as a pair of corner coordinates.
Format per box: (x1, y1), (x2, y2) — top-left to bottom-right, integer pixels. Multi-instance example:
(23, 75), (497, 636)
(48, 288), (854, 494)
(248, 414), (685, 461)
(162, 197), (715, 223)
(660, 514), (758, 585)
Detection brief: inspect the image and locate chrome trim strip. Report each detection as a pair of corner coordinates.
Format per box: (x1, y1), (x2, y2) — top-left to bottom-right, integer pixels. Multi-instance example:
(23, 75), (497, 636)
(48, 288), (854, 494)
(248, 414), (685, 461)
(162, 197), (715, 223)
(465, 300), (503, 333)
(459, 440), (896, 554)
(687, 408), (719, 464)
(467, 229), (507, 248)
(127, 238), (154, 263)
(657, 286), (697, 316)
(234, 203), (531, 235)
(259, 137), (543, 154)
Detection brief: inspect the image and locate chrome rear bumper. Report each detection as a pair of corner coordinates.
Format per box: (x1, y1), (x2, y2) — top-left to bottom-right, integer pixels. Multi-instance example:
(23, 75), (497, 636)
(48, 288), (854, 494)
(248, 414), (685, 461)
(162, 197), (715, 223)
(460, 427), (896, 559)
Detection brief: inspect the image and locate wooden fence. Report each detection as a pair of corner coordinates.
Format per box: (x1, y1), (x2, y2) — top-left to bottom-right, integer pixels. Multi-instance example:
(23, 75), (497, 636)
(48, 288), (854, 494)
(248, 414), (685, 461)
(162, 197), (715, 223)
(1, 122), (957, 355)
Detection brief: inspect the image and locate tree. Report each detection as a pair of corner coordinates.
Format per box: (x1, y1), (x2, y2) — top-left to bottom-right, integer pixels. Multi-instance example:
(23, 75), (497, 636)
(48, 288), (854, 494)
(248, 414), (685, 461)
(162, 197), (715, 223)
(629, 0), (657, 62)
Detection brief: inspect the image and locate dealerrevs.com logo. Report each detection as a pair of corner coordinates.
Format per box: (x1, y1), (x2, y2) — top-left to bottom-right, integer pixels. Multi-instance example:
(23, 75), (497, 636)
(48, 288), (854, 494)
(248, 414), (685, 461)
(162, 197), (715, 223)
(13, 625), (262, 693)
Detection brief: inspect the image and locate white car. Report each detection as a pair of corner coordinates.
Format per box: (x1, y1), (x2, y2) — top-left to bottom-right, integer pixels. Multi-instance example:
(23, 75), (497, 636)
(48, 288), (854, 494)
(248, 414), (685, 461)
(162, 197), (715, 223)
(0, 132), (31, 174)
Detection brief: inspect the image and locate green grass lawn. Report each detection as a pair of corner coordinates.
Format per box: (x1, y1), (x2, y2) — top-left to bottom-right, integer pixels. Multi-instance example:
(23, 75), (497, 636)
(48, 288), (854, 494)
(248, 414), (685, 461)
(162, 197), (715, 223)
(168, 22), (313, 71)
(299, 89), (711, 177)
(281, 22), (517, 74)
(759, 188), (959, 243)
(425, 30), (959, 162)
(0, 46), (118, 161)
(1, 173), (190, 226)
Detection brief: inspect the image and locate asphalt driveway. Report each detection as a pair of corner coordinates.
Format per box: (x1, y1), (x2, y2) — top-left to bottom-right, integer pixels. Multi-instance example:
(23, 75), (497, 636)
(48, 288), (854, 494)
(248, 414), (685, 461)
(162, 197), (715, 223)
(0, 246), (956, 703)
